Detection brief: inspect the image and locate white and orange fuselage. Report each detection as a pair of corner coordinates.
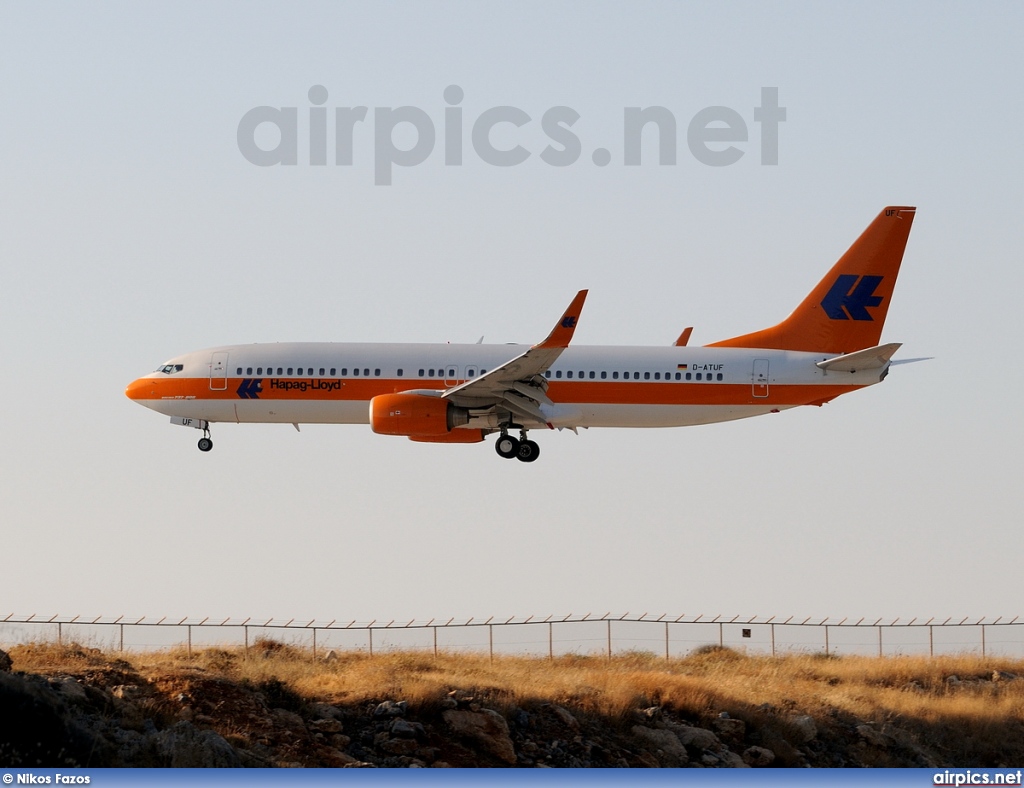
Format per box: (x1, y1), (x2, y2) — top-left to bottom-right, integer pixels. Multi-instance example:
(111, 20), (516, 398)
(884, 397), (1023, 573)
(126, 206), (918, 460)
(125, 343), (879, 429)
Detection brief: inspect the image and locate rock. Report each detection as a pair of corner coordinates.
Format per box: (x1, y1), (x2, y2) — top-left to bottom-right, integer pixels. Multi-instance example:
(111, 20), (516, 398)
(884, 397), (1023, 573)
(272, 708), (307, 735)
(718, 749), (750, 768)
(670, 723), (721, 750)
(111, 684), (146, 700)
(154, 720), (242, 767)
(713, 717), (746, 739)
(550, 705), (580, 731)
(946, 675), (961, 686)
(790, 714), (817, 743)
(373, 700), (408, 718)
(0, 649), (12, 672)
(56, 677), (88, 703)
(391, 719), (426, 739)
(993, 670), (1018, 682)
(442, 708), (516, 764)
(856, 724), (891, 748)
(309, 718), (343, 734)
(310, 702), (343, 720)
(378, 737), (419, 755)
(743, 745), (776, 766)
(630, 725), (688, 766)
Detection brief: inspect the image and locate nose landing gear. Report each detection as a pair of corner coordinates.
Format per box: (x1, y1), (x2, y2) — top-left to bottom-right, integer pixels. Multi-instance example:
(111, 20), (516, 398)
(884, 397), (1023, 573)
(495, 428), (540, 463)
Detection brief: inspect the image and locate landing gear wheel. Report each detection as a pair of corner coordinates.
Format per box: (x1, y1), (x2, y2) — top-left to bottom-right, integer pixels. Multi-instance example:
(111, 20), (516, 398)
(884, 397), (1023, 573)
(198, 437), (213, 452)
(495, 434), (520, 459)
(516, 439), (540, 463)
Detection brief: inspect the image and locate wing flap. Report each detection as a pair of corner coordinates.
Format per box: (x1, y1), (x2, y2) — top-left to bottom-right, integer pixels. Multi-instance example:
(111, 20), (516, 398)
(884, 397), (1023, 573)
(816, 342), (902, 372)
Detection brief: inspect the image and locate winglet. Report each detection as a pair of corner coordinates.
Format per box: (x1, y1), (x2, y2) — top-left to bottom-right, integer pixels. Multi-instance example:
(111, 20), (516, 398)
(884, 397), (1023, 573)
(674, 327), (693, 347)
(535, 290), (588, 349)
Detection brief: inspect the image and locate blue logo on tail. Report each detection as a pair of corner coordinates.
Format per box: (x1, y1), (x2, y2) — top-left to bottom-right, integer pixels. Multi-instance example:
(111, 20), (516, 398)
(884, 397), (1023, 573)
(820, 275), (884, 321)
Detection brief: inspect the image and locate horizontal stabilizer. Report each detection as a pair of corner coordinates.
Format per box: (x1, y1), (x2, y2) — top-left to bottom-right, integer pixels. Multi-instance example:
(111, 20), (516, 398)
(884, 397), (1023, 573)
(816, 342), (902, 372)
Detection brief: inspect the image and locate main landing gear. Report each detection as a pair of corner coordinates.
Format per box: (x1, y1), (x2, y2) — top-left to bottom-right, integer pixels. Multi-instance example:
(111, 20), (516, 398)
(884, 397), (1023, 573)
(495, 429), (540, 463)
(197, 425), (213, 453)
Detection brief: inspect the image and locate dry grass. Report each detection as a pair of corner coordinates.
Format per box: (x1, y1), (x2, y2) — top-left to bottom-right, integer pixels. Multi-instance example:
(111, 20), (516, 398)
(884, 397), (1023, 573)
(9, 640), (1024, 762)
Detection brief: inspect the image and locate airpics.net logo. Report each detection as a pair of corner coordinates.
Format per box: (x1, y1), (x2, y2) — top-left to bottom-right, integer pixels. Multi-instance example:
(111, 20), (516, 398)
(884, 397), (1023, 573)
(237, 85), (786, 185)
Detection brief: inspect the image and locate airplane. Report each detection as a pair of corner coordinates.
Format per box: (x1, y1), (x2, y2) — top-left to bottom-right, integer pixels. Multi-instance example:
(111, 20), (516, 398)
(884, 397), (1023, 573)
(126, 206), (918, 462)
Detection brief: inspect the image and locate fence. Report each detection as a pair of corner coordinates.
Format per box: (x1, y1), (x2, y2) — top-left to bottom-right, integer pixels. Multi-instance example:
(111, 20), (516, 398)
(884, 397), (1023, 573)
(2, 613), (1023, 660)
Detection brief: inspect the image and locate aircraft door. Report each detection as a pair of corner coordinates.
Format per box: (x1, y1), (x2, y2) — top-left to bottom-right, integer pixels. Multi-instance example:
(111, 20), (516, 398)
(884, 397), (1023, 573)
(752, 359), (769, 398)
(210, 351), (229, 390)
(443, 365), (460, 387)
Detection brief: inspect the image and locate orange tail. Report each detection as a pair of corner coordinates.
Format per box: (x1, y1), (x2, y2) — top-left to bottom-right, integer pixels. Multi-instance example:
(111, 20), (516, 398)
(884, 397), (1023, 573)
(707, 206), (916, 354)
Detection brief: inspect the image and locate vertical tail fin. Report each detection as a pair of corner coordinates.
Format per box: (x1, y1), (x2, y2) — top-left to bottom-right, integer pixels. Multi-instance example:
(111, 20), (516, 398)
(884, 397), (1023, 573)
(706, 206), (916, 354)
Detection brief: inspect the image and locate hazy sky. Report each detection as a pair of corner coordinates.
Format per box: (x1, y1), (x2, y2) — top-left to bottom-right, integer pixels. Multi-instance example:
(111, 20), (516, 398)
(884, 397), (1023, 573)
(2, 2), (1022, 638)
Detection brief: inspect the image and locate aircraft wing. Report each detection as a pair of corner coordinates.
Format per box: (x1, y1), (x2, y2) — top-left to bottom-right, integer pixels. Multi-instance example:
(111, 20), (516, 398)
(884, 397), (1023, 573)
(441, 290), (588, 425)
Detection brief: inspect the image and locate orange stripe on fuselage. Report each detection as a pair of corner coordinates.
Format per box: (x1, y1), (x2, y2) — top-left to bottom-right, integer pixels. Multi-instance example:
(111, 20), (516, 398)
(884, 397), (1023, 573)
(128, 376), (860, 408)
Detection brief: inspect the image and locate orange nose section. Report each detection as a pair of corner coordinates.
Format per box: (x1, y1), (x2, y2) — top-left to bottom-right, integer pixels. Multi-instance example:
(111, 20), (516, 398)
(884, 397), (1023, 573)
(125, 378), (155, 401)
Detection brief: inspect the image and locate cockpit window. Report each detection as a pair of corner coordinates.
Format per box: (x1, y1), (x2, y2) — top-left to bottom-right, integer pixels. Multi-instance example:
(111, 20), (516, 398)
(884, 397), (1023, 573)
(156, 364), (184, 375)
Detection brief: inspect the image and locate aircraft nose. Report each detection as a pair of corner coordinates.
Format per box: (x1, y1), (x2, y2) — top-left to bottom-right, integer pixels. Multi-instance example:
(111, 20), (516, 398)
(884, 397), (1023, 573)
(125, 377), (155, 401)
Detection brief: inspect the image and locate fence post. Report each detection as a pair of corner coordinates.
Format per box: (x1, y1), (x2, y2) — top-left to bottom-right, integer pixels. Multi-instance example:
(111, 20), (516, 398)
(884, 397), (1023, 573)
(369, 628), (374, 657)
(312, 628), (317, 662)
(244, 626), (249, 660)
(433, 626), (438, 658)
(188, 625), (192, 659)
(58, 622), (62, 646)
(119, 623), (124, 653)
(877, 626), (882, 658)
(929, 625), (933, 658)
(824, 625), (829, 655)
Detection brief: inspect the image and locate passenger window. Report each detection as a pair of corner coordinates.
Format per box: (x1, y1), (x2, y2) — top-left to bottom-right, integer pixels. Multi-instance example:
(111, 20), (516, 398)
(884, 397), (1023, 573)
(545, 370), (551, 378)
(717, 373), (723, 381)
(556, 370), (563, 378)
(675, 372), (681, 380)
(397, 369), (403, 377)
(567, 371), (573, 379)
(418, 369), (425, 377)
(600, 371), (607, 379)
(236, 368), (242, 375)
(341, 368), (347, 376)
(246, 367), (253, 375)
(589, 371), (596, 379)
(375, 369), (380, 376)
(429, 368), (435, 377)
(330, 368), (336, 376)
(612, 372), (619, 380)
(686, 372), (692, 380)
(654, 372), (660, 380)
(257, 367), (263, 375)
(696, 373), (702, 380)
(633, 372), (639, 380)
(287, 367), (293, 375)
(353, 368), (359, 376)
(319, 368), (325, 376)
(644, 372), (650, 380)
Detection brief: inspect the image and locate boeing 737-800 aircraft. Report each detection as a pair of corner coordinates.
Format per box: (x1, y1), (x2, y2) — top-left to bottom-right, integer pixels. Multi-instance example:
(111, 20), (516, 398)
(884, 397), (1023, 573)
(126, 206), (917, 462)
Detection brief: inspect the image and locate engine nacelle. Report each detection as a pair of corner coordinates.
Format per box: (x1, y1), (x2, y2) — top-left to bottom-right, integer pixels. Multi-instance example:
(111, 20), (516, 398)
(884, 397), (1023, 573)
(369, 392), (470, 437)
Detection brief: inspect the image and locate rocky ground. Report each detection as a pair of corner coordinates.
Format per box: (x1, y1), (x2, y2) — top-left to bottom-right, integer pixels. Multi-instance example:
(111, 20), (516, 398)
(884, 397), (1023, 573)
(0, 644), (1020, 768)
